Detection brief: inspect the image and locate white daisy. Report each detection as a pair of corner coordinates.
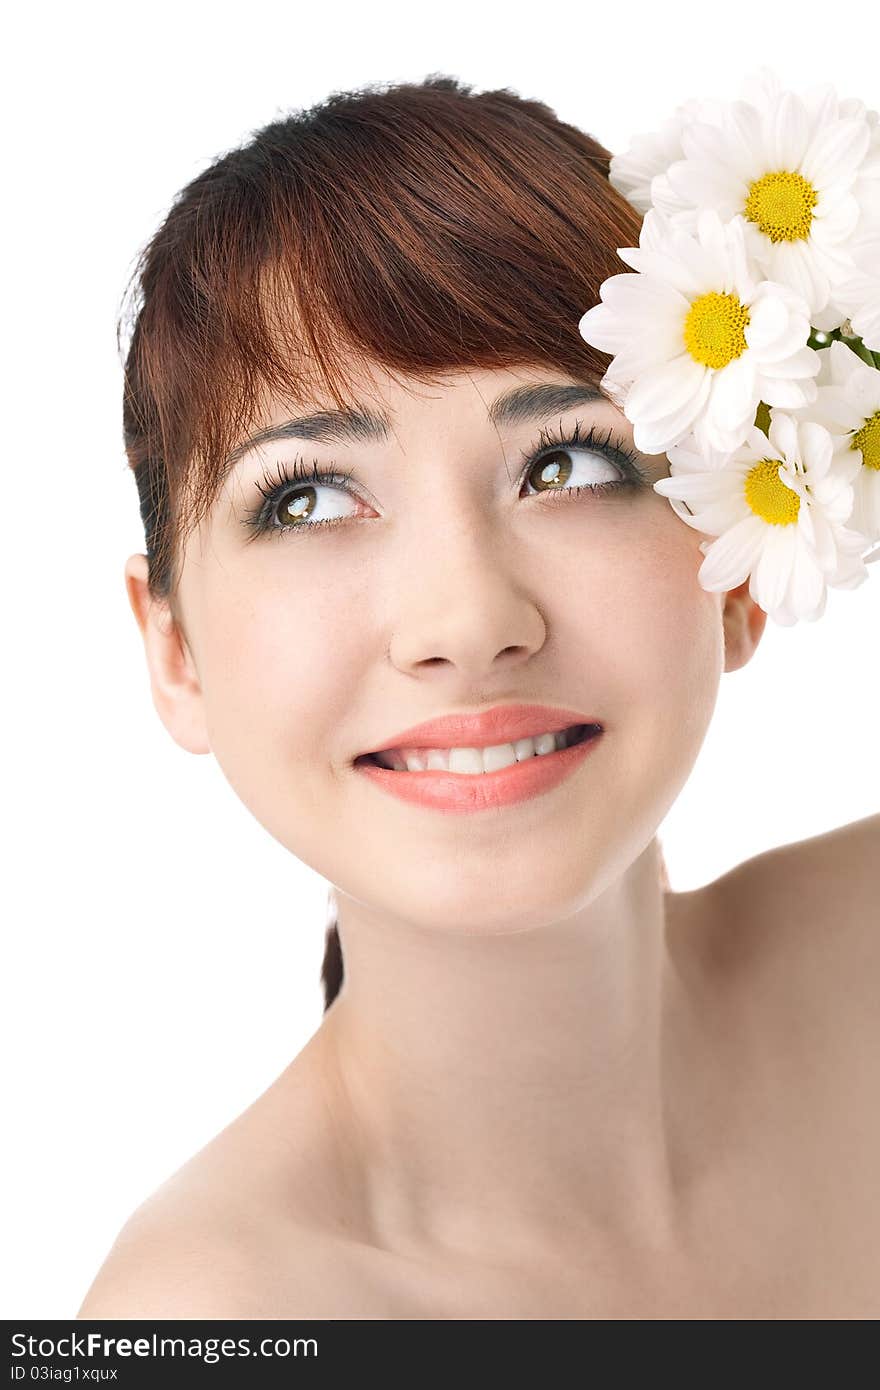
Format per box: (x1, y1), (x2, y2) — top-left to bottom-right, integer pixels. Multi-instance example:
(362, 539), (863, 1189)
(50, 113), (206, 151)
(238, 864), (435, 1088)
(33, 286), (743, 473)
(789, 339), (880, 541)
(653, 71), (873, 327)
(578, 206), (819, 456)
(653, 410), (871, 625)
(833, 236), (880, 352)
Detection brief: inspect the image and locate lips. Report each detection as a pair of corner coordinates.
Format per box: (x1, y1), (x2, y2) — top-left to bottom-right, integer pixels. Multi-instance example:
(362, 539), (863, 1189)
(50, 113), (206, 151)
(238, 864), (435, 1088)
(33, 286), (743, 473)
(355, 703), (604, 760)
(355, 720), (603, 810)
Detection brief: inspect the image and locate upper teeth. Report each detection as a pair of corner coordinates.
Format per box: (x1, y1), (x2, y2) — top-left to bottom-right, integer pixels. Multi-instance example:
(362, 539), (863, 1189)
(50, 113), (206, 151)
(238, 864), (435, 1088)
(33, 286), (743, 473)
(374, 726), (585, 773)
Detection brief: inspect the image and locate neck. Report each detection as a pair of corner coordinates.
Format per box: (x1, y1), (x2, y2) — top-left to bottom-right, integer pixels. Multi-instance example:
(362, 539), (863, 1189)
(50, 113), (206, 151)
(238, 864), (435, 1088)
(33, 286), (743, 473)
(315, 836), (712, 1264)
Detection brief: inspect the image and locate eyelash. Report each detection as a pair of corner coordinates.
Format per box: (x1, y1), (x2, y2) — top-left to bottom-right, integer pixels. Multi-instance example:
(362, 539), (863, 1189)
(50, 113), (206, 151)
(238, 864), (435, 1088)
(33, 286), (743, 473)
(242, 419), (649, 543)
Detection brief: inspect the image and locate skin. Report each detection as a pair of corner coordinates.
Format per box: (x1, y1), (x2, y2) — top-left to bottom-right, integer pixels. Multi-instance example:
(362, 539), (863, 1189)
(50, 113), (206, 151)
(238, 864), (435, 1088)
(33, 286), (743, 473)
(80, 358), (880, 1318)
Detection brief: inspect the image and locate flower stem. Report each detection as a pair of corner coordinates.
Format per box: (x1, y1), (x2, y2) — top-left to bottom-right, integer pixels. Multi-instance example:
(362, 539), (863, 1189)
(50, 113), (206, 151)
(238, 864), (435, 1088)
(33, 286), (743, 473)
(839, 332), (877, 368)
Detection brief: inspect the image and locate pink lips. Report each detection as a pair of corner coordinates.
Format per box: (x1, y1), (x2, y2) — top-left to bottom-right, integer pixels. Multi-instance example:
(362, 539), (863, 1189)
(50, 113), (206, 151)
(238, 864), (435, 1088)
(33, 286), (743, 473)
(354, 722), (603, 814)
(359, 703), (603, 757)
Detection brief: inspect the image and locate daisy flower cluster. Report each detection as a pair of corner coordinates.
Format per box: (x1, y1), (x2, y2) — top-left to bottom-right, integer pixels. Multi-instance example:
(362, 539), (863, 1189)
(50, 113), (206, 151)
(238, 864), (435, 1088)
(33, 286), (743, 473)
(578, 66), (880, 625)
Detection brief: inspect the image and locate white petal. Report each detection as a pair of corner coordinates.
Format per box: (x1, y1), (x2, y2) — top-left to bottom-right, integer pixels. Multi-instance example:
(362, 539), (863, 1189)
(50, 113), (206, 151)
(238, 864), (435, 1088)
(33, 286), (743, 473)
(811, 300), (849, 333)
(600, 273), (689, 316)
(694, 411), (753, 456)
(601, 329), (688, 380)
(753, 523), (798, 612)
(629, 208), (670, 249)
(665, 158), (741, 216)
(812, 239), (863, 287)
(744, 291), (790, 350)
(799, 420), (834, 476)
(690, 496), (752, 533)
(632, 372), (713, 452)
(803, 503), (837, 572)
(579, 304), (630, 353)
(772, 91), (811, 170)
(651, 173), (692, 219)
(811, 192), (861, 245)
(724, 100), (765, 175)
(708, 355), (758, 431)
(615, 246), (708, 297)
(760, 375), (818, 410)
(772, 241), (829, 315)
(726, 217), (762, 301)
(761, 598), (798, 626)
(801, 116), (871, 188)
(624, 353), (708, 421)
(811, 385), (860, 433)
(745, 281), (812, 359)
(681, 118), (751, 181)
(697, 514), (766, 589)
(768, 410), (800, 461)
(653, 470), (740, 505)
(787, 534), (826, 617)
(658, 494), (721, 533)
(761, 346), (821, 379)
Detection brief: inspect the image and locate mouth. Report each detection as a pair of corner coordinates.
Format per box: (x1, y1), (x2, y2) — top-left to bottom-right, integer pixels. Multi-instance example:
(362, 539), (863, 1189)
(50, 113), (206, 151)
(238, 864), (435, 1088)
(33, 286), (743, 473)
(353, 722), (602, 774)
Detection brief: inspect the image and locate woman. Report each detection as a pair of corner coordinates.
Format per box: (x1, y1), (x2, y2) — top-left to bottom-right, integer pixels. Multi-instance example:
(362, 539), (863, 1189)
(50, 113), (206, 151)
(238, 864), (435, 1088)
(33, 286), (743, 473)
(78, 75), (879, 1319)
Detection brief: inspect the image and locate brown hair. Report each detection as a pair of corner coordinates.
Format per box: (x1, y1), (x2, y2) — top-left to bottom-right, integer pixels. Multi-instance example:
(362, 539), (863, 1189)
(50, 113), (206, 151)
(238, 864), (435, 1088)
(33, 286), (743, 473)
(118, 75), (646, 1014)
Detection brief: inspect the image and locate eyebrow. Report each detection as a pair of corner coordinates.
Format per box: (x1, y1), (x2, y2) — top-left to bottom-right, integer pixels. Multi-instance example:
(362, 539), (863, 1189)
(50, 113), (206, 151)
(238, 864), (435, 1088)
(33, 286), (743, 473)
(223, 381), (605, 474)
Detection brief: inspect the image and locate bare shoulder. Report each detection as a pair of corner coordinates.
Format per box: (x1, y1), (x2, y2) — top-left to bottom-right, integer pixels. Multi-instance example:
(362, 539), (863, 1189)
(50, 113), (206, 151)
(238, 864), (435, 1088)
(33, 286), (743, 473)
(75, 1191), (267, 1319)
(700, 809), (880, 1015)
(76, 1050), (368, 1320)
(75, 1172), (384, 1321)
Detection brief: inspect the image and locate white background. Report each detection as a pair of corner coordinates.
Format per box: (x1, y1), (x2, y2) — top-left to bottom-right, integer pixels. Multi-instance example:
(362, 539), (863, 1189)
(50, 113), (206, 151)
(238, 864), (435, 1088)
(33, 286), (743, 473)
(2, 0), (877, 1318)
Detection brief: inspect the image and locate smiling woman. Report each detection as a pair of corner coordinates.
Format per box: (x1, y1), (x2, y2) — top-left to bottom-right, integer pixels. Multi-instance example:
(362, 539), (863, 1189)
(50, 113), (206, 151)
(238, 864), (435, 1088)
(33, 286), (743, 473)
(87, 72), (880, 1323)
(118, 75), (660, 1010)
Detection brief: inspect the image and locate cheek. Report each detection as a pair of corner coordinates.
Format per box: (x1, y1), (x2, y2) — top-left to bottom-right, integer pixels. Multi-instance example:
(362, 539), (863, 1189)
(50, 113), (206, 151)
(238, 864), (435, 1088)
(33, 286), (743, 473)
(591, 519), (724, 823)
(553, 506), (722, 695)
(626, 523), (720, 665)
(192, 570), (359, 819)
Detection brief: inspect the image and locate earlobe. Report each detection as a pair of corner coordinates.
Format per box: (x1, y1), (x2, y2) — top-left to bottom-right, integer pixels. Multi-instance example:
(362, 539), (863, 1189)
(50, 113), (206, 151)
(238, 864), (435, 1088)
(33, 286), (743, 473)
(722, 577), (768, 673)
(123, 554), (211, 755)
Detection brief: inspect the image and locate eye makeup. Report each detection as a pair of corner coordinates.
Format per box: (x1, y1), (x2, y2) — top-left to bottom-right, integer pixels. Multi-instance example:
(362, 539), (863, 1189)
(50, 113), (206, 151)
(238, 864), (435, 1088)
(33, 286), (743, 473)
(240, 418), (650, 544)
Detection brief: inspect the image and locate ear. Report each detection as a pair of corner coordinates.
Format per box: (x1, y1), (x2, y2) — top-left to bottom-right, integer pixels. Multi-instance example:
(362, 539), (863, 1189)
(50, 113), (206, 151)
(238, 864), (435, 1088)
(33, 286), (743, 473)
(124, 554), (211, 755)
(721, 576), (768, 673)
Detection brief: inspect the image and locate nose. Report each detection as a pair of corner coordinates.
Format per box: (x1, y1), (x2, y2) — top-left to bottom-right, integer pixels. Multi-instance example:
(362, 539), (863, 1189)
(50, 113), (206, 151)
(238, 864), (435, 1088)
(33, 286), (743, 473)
(386, 521), (547, 681)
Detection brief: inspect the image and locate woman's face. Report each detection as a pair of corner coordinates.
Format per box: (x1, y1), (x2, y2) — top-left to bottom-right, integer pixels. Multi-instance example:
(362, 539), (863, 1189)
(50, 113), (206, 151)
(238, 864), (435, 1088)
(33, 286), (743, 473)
(169, 359), (726, 932)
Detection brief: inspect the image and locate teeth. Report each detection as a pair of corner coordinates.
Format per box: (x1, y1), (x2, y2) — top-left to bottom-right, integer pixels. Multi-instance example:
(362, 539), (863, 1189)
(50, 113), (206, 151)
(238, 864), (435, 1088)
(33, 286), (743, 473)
(374, 726), (587, 774)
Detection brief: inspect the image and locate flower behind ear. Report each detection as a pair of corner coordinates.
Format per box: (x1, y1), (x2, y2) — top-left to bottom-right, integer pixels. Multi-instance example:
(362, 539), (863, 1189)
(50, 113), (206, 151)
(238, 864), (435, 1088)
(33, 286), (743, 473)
(577, 66), (880, 625)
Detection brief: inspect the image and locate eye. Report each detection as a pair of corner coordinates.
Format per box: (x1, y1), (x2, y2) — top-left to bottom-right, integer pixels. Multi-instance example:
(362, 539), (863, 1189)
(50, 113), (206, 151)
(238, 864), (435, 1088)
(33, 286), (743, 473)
(521, 444), (625, 499)
(243, 458), (364, 544)
(242, 420), (648, 542)
(518, 420), (648, 503)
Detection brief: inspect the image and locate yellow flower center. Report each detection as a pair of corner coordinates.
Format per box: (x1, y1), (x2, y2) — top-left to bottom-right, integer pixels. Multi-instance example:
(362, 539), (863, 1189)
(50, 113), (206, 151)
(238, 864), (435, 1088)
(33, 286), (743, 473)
(683, 292), (751, 369)
(850, 410), (880, 470)
(744, 170), (818, 243)
(744, 458), (801, 525)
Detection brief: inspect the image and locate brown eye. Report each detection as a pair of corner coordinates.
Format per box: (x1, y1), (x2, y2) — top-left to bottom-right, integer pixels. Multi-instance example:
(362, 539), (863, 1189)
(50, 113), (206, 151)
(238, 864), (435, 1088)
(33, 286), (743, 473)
(248, 465), (362, 541)
(276, 485), (319, 527)
(522, 446), (623, 496)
